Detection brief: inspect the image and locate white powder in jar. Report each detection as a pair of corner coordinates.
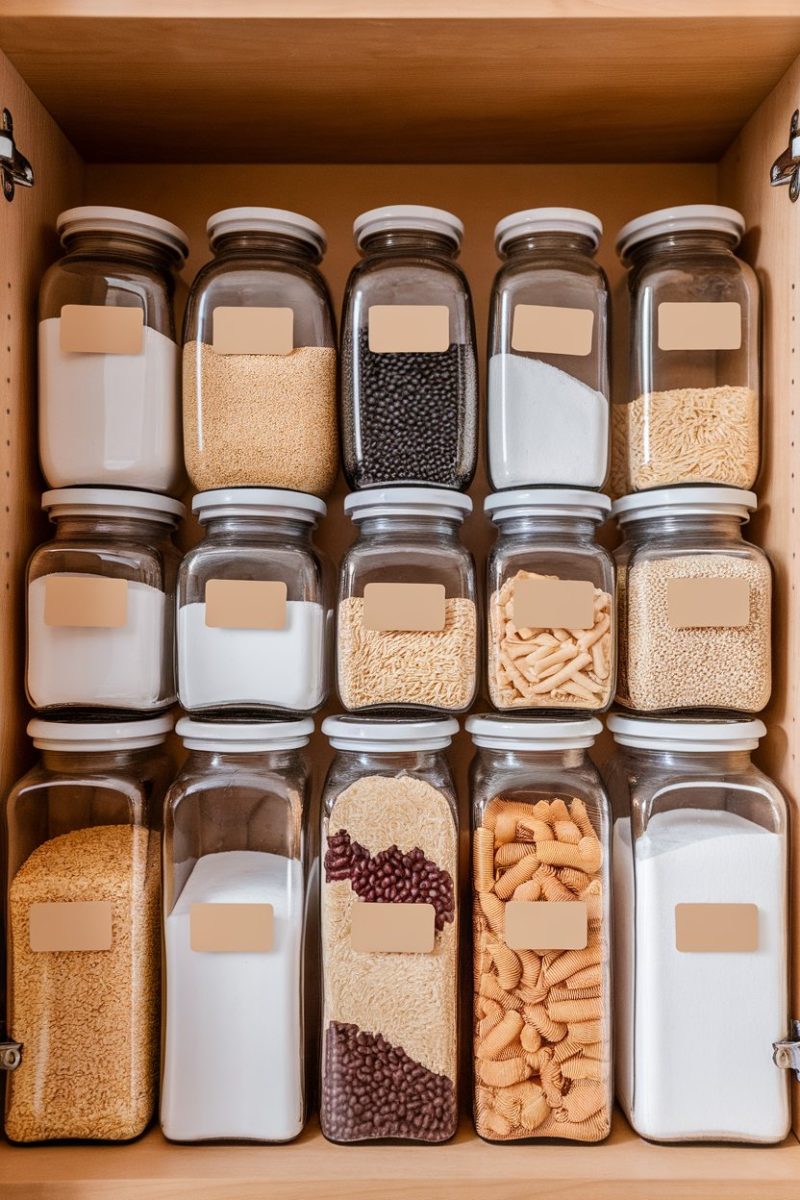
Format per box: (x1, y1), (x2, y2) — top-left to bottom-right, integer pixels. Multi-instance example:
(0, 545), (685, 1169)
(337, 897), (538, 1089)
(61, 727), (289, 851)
(161, 850), (304, 1143)
(613, 809), (789, 1143)
(38, 318), (182, 494)
(488, 354), (608, 488)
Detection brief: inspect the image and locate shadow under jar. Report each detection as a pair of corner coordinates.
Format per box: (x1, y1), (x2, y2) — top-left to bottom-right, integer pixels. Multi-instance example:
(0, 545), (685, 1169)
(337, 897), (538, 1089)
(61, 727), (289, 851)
(341, 205), (478, 490)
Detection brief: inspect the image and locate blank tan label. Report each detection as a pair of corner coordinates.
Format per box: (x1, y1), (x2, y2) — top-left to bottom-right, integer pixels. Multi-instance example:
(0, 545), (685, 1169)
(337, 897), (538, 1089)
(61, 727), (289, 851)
(513, 578), (594, 631)
(212, 306), (294, 355)
(205, 579), (287, 630)
(363, 582), (446, 632)
(44, 576), (128, 628)
(657, 301), (742, 351)
(368, 305), (450, 353)
(675, 903), (758, 952)
(511, 304), (594, 357)
(60, 304), (144, 355)
(667, 577), (750, 629)
(350, 902), (436, 953)
(505, 901), (588, 951)
(190, 903), (274, 953)
(29, 900), (113, 952)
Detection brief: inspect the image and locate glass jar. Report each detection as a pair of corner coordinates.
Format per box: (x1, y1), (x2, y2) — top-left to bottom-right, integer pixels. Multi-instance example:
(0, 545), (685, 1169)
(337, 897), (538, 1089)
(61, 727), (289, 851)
(605, 714), (790, 1144)
(337, 488), (477, 713)
(182, 207), (338, 497)
(486, 490), (614, 713)
(26, 488), (183, 714)
(319, 716), (460, 1144)
(3, 716), (172, 1143)
(38, 206), (188, 495)
(177, 488), (333, 716)
(161, 718), (314, 1144)
(488, 208), (610, 490)
(341, 205), (478, 490)
(613, 487), (771, 714)
(614, 205), (759, 493)
(467, 715), (612, 1143)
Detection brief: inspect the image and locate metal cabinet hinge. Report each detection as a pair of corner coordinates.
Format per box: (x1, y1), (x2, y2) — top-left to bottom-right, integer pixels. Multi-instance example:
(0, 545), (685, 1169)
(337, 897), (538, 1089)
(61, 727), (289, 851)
(772, 1021), (800, 1079)
(771, 109), (800, 202)
(0, 1037), (22, 1071)
(0, 108), (34, 202)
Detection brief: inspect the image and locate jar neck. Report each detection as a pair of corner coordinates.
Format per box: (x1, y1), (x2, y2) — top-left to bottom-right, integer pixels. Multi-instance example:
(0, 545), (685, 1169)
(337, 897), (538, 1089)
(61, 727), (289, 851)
(482, 746), (589, 770)
(202, 515), (314, 543)
(622, 512), (744, 542)
(627, 229), (738, 265)
(496, 514), (599, 542)
(51, 513), (173, 541)
(61, 231), (180, 273)
(187, 747), (303, 771)
(40, 746), (158, 772)
(357, 515), (462, 541)
(211, 231), (321, 265)
(622, 745), (754, 774)
(359, 230), (459, 259)
(336, 749), (445, 771)
(502, 231), (596, 259)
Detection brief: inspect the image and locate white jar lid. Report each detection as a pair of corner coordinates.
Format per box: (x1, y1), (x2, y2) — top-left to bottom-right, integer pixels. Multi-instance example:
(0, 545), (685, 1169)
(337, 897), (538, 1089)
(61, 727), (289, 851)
(613, 486), (756, 525)
(486, 488), (611, 523)
(177, 717), (314, 753)
(28, 715), (173, 752)
(616, 204), (744, 261)
(323, 715), (459, 752)
(57, 206), (189, 263)
(495, 207), (602, 254)
(354, 205), (463, 250)
(207, 207), (326, 255)
(42, 487), (185, 525)
(607, 713), (766, 753)
(345, 487), (472, 523)
(466, 714), (602, 751)
(193, 487), (326, 524)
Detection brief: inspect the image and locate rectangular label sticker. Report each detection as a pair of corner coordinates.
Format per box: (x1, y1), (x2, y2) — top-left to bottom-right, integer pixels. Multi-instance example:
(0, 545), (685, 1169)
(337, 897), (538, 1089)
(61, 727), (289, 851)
(362, 582), (446, 632)
(60, 304), (144, 355)
(350, 901), (436, 953)
(657, 302), (742, 351)
(44, 576), (128, 629)
(368, 305), (450, 353)
(675, 903), (758, 952)
(504, 900), (588, 951)
(667, 578), (750, 629)
(29, 900), (113, 952)
(212, 306), (294, 355)
(205, 579), (288, 630)
(511, 304), (594, 357)
(513, 578), (595, 631)
(190, 903), (274, 953)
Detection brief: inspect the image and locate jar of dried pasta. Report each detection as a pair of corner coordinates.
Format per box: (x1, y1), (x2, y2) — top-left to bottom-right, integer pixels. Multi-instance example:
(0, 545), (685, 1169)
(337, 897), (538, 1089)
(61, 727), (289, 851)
(613, 205), (759, 494)
(486, 489), (614, 713)
(614, 487), (771, 713)
(467, 714), (612, 1143)
(337, 487), (477, 713)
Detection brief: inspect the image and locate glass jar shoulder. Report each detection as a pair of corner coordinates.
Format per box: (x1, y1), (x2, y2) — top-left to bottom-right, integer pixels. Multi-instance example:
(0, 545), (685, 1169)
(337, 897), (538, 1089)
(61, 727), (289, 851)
(181, 537), (325, 589)
(629, 250), (756, 304)
(167, 755), (310, 812)
(626, 763), (786, 834)
(344, 253), (473, 318)
(470, 752), (608, 829)
(322, 753), (458, 822)
(39, 254), (174, 333)
(623, 530), (768, 567)
(490, 535), (613, 587)
(493, 252), (608, 296)
(341, 535), (475, 595)
(27, 534), (169, 586)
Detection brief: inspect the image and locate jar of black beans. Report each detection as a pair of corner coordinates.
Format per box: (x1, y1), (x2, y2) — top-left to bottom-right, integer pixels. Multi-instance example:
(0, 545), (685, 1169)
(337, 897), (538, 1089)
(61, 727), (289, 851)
(341, 205), (478, 491)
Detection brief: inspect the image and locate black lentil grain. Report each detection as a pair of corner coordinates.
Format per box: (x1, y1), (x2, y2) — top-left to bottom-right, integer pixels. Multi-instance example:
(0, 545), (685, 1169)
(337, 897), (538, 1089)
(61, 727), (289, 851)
(325, 829), (455, 931)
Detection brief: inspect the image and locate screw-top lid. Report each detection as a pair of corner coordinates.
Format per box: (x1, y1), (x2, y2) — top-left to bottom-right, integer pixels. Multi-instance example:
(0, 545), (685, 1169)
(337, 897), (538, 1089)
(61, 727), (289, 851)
(28, 715), (173, 752)
(486, 489), (611, 524)
(345, 487), (472, 523)
(323, 715), (459, 752)
(495, 207), (602, 255)
(612, 486), (756, 525)
(607, 713), (766, 753)
(42, 487), (184, 526)
(193, 488), (326, 524)
(354, 205), (463, 250)
(616, 204), (744, 262)
(56, 206), (189, 263)
(177, 717), (314, 753)
(466, 715), (602, 751)
(207, 207), (326, 256)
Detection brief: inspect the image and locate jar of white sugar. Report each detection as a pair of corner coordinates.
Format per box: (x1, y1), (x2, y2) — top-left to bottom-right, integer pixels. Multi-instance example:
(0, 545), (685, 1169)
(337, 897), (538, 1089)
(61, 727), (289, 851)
(488, 208), (609, 490)
(613, 487), (771, 714)
(26, 488), (183, 714)
(613, 205), (760, 495)
(337, 488), (477, 713)
(177, 488), (332, 716)
(161, 717), (314, 1143)
(38, 206), (188, 495)
(605, 714), (791, 1143)
(485, 489), (615, 712)
(183, 207), (338, 498)
(320, 716), (460, 1143)
(3, 715), (173, 1143)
